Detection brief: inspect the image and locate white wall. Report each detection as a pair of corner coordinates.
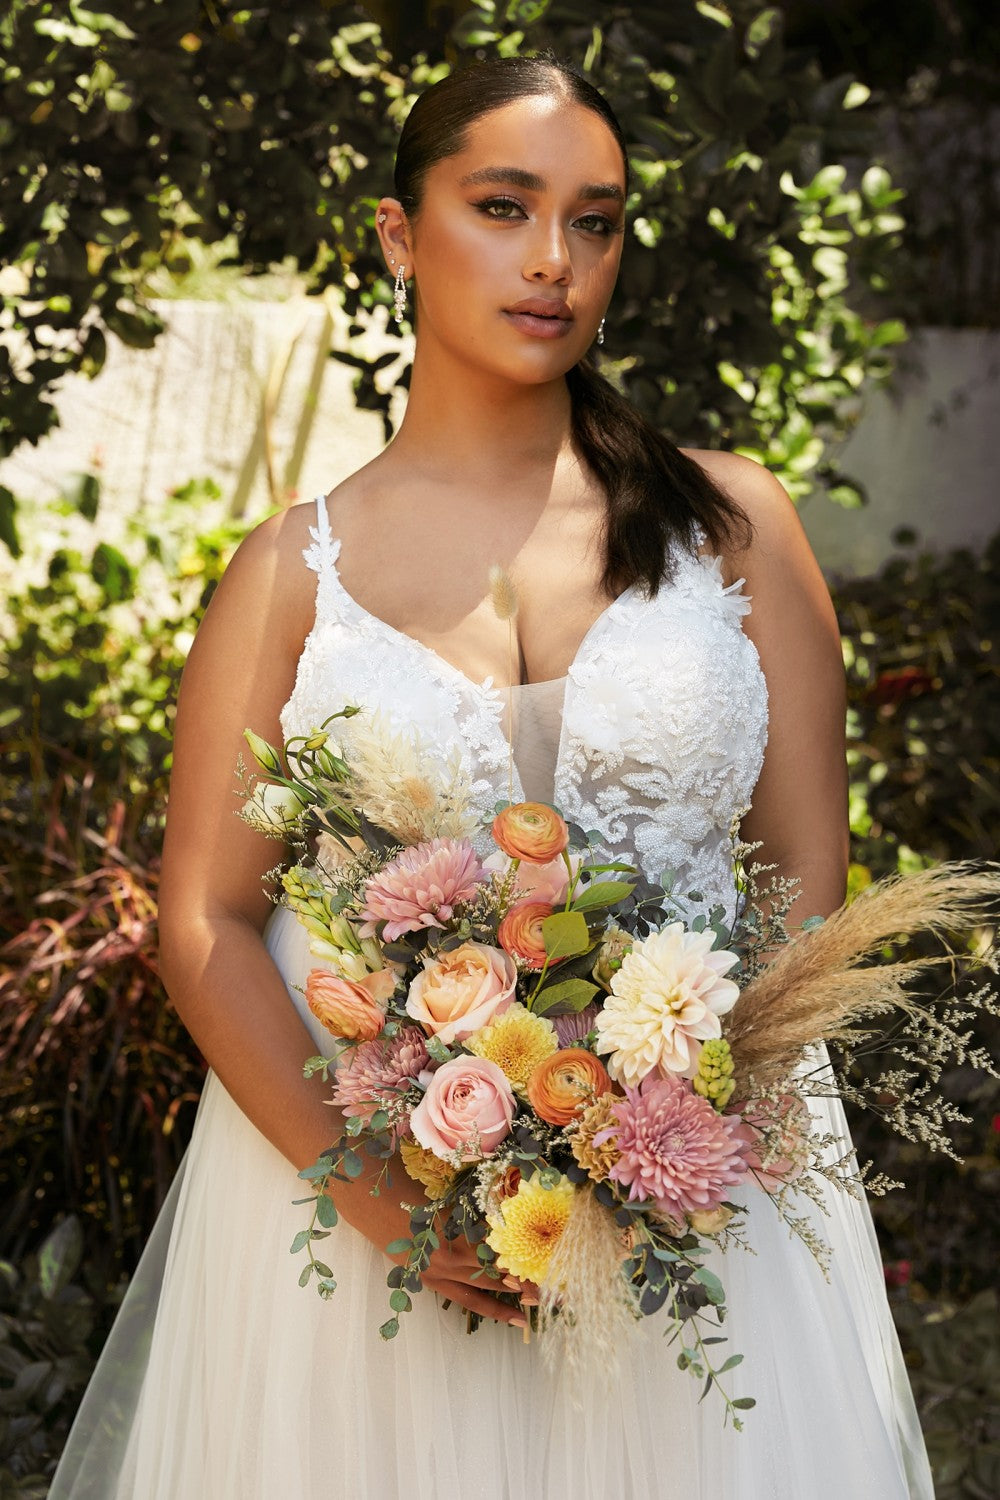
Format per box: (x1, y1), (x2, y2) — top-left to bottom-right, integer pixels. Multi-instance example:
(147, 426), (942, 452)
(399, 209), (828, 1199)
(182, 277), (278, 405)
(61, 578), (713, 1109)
(799, 328), (999, 576)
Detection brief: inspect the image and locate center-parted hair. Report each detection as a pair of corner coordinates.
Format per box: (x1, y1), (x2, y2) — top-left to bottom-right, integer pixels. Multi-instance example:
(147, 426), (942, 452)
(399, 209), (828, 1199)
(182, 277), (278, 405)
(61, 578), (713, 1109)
(393, 56), (750, 595)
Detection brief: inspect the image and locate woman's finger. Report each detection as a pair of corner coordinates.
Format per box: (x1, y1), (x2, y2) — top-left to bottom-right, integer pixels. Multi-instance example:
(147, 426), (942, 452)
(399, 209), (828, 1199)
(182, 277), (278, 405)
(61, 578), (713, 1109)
(423, 1275), (526, 1326)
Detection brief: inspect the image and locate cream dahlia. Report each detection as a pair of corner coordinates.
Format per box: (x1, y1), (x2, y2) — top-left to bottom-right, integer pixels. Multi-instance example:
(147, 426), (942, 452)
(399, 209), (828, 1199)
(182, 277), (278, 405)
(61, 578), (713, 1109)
(358, 837), (485, 941)
(596, 1074), (750, 1221)
(594, 922), (740, 1086)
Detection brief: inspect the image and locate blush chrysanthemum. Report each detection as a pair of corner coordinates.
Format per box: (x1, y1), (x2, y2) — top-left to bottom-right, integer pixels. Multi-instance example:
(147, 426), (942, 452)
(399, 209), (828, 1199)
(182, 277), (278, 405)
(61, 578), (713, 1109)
(330, 1025), (430, 1138)
(596, 1073), (750, 1221)
(358, 837), (485, 941)
(594, 922), (740, 1086)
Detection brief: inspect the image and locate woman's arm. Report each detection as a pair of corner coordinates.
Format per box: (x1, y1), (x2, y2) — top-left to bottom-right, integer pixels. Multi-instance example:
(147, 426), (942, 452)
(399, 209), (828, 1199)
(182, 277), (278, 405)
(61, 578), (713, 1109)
(158, 506), (524, 1324)
(712, 454), (849, 922)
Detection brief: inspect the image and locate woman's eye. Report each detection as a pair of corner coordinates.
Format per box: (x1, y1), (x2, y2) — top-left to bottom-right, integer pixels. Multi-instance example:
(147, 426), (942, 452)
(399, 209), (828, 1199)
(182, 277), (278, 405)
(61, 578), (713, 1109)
(476, 197), (526, 220)
(575, 213), (617, 236)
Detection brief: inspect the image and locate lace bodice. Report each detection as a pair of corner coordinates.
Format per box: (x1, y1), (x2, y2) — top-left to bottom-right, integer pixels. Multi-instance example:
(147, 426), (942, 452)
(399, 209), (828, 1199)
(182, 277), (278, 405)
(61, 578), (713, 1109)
(280, 496), (768, 921)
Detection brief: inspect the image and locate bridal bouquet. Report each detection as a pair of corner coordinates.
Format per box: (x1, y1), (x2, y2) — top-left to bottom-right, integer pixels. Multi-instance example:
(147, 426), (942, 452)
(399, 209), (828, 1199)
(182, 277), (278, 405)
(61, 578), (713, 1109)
(240, 708), (999, 1427)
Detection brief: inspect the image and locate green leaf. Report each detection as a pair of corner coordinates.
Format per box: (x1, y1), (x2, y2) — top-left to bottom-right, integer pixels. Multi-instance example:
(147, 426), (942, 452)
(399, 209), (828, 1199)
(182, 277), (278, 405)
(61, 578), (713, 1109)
(389, 1288), (412, 1313)
(732, 1397), (756, 1410)
(60, 471), (101, 522)
(38, 1217), (83, 1299)
(341, 1149), (363, 1179)
(297, 1159), (331, 1181)
(541, 910), (591, 961)
(0, 486), (20, 559)
(298, 1264), (313, 1287)
(531, 978), (600, 1017)
(315, 1194), (338, 1228)
(385, 1237), (412, 1256)
(104, 304), (163, 349)
(693, 1267), (727, 1305)
(289, 1229), (313, 1256)
(379, 1317), (400, 1340)
(91, 542), (134, 602)
(570, 880), (634, 911)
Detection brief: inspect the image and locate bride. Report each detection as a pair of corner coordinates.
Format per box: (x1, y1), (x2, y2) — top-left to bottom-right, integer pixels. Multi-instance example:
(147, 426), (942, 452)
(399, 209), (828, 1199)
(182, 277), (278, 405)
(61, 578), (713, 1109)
(51, 54), (933, 1499)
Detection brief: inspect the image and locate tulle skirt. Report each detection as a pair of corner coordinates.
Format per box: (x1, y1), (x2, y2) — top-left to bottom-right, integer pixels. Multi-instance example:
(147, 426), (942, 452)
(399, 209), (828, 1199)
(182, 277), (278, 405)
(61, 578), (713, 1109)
(50, 906), (933, 1499)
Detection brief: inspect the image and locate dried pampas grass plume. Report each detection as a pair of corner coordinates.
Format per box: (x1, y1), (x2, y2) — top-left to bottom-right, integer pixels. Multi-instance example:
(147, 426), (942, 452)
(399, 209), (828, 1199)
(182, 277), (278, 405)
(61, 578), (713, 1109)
(538, 1185), (640, 1384)
(727, 862), (1000, 1094)
(488, 565), (519, 622)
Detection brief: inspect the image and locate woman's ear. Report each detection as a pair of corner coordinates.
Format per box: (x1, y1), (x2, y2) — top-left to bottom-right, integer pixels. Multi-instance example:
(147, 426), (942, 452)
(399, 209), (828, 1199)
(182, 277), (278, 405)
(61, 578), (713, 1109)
(375, 197), (413, 277)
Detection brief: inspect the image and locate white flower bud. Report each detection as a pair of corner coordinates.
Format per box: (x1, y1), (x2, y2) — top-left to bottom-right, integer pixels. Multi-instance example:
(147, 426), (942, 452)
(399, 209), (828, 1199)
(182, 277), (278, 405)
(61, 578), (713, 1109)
(240, 781), (306, 834)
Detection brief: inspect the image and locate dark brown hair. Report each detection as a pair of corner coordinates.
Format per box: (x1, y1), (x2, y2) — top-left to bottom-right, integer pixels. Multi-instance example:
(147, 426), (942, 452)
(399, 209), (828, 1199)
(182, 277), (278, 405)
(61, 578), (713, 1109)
(394, 56), (751, 595)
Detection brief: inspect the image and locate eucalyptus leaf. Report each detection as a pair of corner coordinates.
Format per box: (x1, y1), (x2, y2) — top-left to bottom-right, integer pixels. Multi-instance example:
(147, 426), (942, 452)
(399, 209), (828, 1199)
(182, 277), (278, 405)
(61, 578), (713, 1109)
(315, 1195), (338, 1229)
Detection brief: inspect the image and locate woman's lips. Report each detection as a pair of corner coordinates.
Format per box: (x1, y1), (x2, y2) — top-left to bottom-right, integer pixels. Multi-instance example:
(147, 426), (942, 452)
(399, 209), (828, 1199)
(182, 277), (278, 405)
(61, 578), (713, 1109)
(503, 306), (574, 339)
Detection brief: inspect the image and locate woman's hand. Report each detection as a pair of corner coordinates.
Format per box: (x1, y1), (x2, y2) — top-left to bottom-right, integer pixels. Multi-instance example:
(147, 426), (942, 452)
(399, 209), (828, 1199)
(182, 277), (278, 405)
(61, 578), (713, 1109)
(329, 1151), (528, 1328)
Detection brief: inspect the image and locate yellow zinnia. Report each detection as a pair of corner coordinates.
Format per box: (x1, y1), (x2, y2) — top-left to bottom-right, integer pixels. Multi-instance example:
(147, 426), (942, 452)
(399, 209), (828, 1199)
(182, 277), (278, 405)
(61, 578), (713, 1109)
(465, 1003), (558, 1090)
(486, 1173), (575, 1285)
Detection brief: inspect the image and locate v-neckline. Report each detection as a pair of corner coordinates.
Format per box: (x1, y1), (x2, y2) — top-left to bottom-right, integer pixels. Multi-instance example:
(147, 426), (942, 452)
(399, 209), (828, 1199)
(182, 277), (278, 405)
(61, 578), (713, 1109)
(321, 524), (637, 697)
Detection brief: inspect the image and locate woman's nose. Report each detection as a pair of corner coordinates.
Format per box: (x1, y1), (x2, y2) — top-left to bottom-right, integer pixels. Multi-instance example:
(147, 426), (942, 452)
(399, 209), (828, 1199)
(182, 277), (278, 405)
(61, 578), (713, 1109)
(522, 220), (573, 283)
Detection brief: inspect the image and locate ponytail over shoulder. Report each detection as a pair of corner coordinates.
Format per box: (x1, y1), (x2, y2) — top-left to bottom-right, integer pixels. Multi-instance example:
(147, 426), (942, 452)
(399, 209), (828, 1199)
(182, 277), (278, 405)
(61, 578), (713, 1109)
(566, 359), (752, 598)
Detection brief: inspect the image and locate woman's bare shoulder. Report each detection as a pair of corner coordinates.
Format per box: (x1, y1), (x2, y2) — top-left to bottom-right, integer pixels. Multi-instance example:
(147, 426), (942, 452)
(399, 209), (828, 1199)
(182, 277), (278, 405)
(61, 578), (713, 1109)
(680, 447), (800, 553)
(202, 498), (329, 655)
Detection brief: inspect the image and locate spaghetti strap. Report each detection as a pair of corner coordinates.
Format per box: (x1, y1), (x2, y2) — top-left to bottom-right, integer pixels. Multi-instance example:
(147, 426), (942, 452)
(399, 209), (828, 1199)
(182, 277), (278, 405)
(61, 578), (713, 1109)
(302, 493), (336, 576)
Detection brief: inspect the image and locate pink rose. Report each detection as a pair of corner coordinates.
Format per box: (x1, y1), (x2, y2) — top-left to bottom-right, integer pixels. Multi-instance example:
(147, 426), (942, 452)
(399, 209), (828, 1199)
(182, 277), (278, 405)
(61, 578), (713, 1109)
(410, 1056), (516, 1161)
(484, 850), (581, 907)
(305, 968), (395, 1043)
(405, 942), (516, 1045)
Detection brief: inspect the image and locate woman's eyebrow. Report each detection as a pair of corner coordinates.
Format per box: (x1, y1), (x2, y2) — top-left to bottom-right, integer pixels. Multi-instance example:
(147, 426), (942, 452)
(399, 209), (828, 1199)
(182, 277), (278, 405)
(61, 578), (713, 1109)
(458, 165), (624, 203)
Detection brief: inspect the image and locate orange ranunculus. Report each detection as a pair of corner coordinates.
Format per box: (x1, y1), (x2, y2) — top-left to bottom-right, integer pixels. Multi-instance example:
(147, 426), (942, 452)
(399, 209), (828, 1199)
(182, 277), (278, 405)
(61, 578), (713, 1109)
(305, 968), (391, 1042)
(497, 901), (555, 969)
(527, 1048), (612, 1127)
(491, 802), (569, 865)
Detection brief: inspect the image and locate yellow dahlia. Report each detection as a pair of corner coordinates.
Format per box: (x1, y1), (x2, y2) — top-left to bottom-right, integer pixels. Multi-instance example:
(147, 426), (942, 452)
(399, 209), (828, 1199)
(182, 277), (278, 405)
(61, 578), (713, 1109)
(399, 1137), (457, 1199)
(465, 1003), (558, 1090)
(486, 1173), (576, 1286)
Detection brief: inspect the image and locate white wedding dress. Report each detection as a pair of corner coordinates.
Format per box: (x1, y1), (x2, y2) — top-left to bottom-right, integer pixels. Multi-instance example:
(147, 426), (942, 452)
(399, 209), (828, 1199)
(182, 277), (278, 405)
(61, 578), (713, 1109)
(50, 495), (934, 1499)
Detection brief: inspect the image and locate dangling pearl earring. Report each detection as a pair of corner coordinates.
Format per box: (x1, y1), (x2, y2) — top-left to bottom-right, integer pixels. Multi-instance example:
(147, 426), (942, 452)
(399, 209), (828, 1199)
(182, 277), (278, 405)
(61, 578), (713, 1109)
(393, 265), (407, 325)
(597, 317), (606, 347)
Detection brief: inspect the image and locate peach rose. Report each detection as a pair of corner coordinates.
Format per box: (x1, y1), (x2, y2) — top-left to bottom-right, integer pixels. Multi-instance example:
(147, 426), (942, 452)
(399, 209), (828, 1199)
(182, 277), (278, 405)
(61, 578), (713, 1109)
(497, 901), (555, 969)
(410, 1056), (516, 1161)
(527, 1048), (612, 1126)
(305, 967), (395, 1042)
(405, 942), (516, 1045)
(492, 802), (569, 865)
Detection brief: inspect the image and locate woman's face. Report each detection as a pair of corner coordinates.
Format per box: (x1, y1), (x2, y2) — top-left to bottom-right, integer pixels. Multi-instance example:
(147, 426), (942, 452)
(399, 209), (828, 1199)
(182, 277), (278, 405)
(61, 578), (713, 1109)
(384, 94), (626, 385)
